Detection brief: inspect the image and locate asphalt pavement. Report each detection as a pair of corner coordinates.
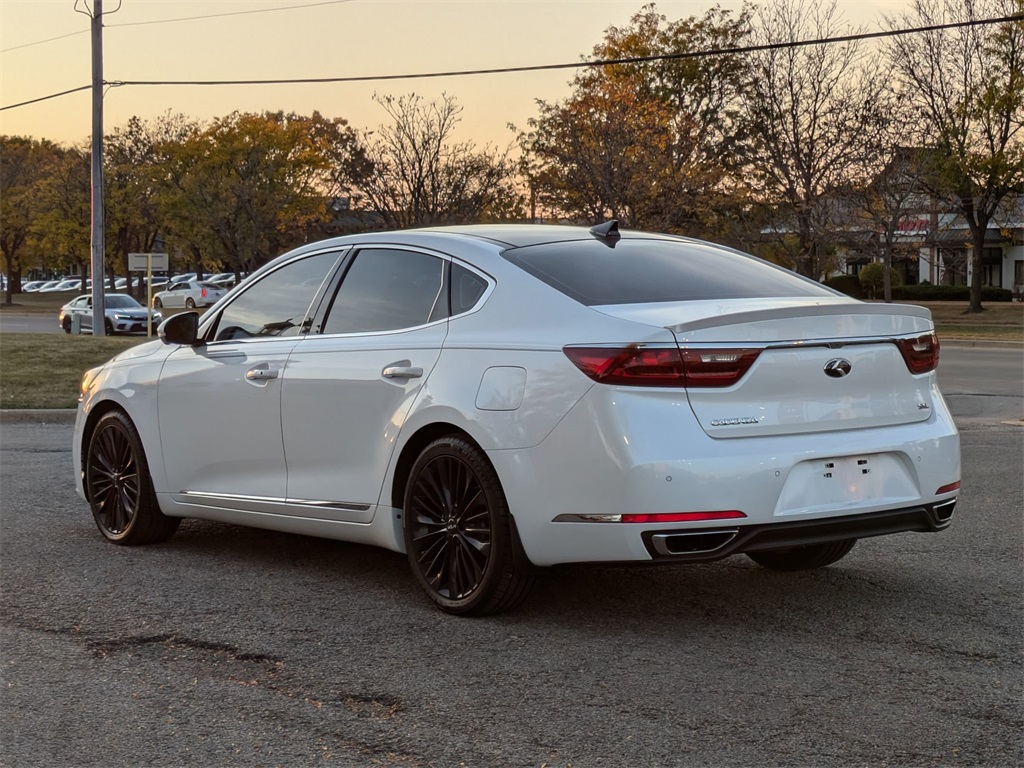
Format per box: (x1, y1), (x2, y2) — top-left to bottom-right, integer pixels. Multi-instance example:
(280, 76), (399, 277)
(0, 347), (1021, 767)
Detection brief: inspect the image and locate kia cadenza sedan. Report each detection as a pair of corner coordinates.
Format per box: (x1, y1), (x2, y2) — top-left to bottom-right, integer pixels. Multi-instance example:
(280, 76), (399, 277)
(73, 223), (960, 615)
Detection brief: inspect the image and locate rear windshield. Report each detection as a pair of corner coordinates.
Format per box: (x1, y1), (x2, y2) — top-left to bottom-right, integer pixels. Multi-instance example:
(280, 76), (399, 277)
(502, 237), (836, 305)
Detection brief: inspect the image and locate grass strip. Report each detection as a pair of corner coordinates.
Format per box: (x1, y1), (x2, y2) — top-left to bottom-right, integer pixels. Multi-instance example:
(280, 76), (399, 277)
(1, 333), (147, 409)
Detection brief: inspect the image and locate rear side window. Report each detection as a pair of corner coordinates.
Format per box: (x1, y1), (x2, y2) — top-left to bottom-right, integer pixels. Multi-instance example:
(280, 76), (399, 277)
(502, 238), (835, 305)
(451, 263), (488, 315)
(321, 248), (445, 334)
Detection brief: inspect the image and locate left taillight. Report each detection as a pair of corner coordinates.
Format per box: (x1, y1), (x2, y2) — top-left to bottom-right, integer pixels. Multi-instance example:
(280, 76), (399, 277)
(895, 332), (939, 374)
(563, 346), (761, 388)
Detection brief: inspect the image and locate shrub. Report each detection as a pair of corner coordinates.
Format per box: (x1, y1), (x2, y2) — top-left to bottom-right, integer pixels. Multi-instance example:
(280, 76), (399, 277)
(823, 274), (864, 299)
(889, 285), (1013, 302)
(858, 262), (902, 299)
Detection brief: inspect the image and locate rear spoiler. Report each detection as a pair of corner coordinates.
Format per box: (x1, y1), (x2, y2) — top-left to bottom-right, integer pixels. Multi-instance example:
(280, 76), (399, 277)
(666, 302), (932, 335)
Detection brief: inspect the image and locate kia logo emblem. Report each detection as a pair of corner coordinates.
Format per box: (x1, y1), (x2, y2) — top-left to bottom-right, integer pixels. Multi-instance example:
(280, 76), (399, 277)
(823, 358), (852, 378)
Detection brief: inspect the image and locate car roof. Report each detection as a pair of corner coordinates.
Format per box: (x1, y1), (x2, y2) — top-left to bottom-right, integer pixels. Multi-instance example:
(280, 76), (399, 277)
(414, 223), (674, 249)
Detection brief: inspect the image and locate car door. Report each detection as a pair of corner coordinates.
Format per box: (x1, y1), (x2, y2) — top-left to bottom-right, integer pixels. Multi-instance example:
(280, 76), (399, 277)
(158, 250), (343, 513)
(73, 296), (93, 331)
(281, 246), (451, 522)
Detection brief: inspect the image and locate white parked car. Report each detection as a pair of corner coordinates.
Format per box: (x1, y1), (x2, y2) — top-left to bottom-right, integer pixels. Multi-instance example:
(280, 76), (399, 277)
(59, 293), (162, 335)
(151, 280), (226, 309)
(73, 223), (960, 615)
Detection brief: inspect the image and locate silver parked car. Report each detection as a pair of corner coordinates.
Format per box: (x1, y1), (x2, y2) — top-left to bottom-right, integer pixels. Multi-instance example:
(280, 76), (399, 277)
(60, 294), (161, 335)
(152, 280), (226, 309)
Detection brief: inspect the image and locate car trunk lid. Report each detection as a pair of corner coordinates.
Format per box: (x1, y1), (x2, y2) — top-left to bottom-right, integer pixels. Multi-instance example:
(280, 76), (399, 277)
(593, 299), (938, 438)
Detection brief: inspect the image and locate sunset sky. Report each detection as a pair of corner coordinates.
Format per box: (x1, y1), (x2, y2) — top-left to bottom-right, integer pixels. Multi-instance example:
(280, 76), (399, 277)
(2, 0), (914, 149)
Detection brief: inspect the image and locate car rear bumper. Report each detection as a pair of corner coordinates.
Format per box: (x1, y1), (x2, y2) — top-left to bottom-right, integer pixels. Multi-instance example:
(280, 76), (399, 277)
(638, 500), (955, 563)
(488, 383), (960, 567)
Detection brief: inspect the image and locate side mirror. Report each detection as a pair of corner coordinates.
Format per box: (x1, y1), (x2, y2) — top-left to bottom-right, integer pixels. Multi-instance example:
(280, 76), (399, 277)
(158, 311), (204, 346)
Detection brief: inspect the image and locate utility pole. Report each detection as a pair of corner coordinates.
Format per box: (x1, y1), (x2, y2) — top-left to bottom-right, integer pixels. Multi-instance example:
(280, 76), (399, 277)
(90, 0), (106, 335)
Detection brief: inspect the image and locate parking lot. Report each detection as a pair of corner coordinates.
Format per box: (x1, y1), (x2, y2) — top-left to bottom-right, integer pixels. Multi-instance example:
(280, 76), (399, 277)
(0, 347), (1021, 767)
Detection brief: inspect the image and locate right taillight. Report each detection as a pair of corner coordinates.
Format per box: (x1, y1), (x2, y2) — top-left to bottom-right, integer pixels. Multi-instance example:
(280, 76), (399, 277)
(563, 346), (761, 388)
(895, 332), (940, 374)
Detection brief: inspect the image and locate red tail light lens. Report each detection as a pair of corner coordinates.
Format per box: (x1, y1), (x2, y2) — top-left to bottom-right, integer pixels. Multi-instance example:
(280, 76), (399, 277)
(935, 481), (960, 495)
(564, 346), (761, 388)
(201, 288), (207, 298)
(563, 346), (685, 387)
(896, 332), (939, 374)
(621, 511), (747, 523)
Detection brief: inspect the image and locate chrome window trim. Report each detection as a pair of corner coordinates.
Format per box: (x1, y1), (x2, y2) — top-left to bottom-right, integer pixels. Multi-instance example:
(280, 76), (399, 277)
(198, 246), (350, 344)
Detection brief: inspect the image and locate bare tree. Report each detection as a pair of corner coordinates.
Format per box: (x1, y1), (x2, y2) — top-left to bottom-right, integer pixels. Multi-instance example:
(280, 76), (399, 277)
(350, 94), (522, 229)
(886, 0), (1024, 313)
(743, 0), (889, 279)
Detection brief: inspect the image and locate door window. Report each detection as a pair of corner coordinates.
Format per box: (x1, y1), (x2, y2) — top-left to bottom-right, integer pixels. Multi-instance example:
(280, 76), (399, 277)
(321, 249), (446, 335)
(209, 251), (340, 341)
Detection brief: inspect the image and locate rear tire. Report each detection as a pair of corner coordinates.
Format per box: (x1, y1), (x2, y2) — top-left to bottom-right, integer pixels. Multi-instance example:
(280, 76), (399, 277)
(185, 297), (196, 309)
(85, 410), (180, 545)
(403, 436), (534, 616)
(747, 539), (857, 571)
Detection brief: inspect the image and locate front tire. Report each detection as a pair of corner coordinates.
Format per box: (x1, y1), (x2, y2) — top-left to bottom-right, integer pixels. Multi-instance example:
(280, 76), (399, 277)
(153, 297), (163, 309)
(85, 410), (179, 545)
(403, 436), (534, 616)
(747, 539), (857, 571)
(104, 318), (114, 336)
(62, 317), (72, 334)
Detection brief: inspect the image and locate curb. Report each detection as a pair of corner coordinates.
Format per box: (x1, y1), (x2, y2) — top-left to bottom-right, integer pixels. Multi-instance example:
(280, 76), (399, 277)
(942, 340), (1023, 349)
(1, 409), (77, 424)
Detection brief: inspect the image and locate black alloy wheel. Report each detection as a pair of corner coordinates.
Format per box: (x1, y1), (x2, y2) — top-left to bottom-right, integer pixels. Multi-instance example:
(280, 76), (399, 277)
(403, 436), (534, 615)
(85, 410), (179, 545)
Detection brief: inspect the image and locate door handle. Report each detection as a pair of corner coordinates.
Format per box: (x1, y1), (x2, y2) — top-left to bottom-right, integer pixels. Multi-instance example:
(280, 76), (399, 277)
(245, 366), (279, 381)
(382, 366), (423, 379)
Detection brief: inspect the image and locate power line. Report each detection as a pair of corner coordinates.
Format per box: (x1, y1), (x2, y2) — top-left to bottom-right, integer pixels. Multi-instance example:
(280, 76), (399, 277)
(0, 0), (356, 53)
(0, 85), (93, 111)
(106, 0), (357, 28)
(108, 14), (1024, 87)
(1, 29), (88, 54)
(3, 14), (1021, 112)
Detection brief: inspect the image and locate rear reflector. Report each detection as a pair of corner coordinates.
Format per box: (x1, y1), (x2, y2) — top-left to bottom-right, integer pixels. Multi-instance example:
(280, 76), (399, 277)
(895, 332), (940, 374)
(553, 510), (747, 523)
(935, 481), (960, 495)
(621, 510), (747, 523)
(563, 346), (761, 388)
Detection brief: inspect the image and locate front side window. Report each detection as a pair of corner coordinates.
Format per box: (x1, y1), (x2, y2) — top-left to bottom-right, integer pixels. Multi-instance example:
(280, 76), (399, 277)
(321, 248), (445, 335)
(210, 251), (339, 341)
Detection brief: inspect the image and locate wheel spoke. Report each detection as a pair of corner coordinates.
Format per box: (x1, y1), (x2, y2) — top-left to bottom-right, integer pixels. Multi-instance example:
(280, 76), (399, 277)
(408, 452), (493, 602)
(87, 422), (141, 536)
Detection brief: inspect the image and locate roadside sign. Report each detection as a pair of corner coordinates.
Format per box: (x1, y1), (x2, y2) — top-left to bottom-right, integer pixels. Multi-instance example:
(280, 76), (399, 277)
(128, 252), (169, 272)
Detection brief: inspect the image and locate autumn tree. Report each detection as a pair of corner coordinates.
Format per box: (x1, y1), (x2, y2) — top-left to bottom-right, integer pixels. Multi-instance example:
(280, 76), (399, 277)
(0, 136), (60, 303)
(519, 4), (754, 240)
(743, 0), (890, 278)
(349, 93), (522, 229)
(157, 111), (359, 277)
(32, 145), (92, 291)
(886, 0), (1024, 312)
(105, 114), (197, 297)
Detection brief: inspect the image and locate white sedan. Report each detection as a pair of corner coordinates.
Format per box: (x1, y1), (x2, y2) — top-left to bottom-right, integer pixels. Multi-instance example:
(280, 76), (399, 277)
(151, 280), (226, 309)
(59, 293), (162, 335)
(73, 223), (960, 615)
